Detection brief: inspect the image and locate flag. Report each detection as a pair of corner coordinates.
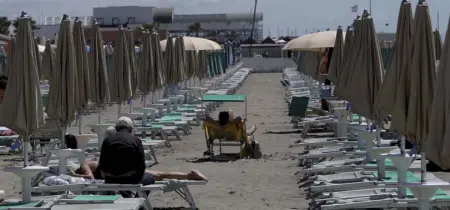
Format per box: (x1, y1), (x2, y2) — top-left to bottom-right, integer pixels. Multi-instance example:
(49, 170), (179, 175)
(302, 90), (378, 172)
(351, 4), (358, 13)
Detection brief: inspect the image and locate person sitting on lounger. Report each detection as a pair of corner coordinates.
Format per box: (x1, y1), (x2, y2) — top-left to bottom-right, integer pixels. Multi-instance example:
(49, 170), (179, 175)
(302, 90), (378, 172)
(68, 160), (207, 181)
(206, 110), (257, 136)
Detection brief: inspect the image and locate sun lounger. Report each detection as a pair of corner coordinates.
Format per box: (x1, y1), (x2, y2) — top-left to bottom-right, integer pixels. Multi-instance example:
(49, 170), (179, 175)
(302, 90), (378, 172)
(31, 180), (207, 210)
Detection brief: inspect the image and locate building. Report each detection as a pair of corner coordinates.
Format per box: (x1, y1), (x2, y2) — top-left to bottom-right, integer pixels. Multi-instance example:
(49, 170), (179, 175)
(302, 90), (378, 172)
(161, 13), (264, 42)
(34, 6), (263, 42)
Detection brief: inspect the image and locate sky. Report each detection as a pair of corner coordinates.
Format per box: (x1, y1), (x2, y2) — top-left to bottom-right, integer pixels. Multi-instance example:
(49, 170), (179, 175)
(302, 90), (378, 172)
(0, 0), (448, 37)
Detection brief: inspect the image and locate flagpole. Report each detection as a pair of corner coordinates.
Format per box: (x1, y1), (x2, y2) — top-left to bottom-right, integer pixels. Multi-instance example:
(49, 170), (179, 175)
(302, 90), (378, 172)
(369, 0), (372, 15)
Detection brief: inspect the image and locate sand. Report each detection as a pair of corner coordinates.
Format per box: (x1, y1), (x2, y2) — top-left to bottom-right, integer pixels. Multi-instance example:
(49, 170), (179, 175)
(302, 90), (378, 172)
(0, 73), (307, 209)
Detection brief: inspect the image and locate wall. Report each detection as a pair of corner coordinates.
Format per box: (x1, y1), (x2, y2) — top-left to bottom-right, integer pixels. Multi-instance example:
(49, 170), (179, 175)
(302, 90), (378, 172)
(93, 6), (155, 25)
(241, 58), (296, 73)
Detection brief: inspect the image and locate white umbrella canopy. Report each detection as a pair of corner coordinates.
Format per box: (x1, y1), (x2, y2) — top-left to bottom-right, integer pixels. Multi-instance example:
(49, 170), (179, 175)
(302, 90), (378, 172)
(428, 17), (450, 170)
(0, 12), (45, 163)
(376, 1), (413, 116)
(160, 36), (221, 51)
(326, 26), (344, 83)
(46, 15), (78, 141)
(283, 30), (346, 52)
(41, 40), (56, 81)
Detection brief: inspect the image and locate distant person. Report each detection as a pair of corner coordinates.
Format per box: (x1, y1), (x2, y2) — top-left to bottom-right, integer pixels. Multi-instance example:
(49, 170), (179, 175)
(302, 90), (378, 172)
(262, 51), (269, 58)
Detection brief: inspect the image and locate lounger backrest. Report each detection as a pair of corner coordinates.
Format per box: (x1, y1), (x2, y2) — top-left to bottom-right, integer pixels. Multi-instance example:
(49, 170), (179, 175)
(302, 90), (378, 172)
(289, 96), (309, 117)
(203, 119), (247, 142)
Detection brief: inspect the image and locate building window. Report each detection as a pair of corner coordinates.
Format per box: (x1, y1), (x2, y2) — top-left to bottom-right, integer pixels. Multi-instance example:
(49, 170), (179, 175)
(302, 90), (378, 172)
(112, 17), (120, 25)
(97, 18), (104, 25)
(127, 17), (135, 24)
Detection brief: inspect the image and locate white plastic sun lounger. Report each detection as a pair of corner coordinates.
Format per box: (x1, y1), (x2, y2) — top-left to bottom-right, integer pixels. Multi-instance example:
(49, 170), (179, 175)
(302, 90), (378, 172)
(31, 180), (207, 210)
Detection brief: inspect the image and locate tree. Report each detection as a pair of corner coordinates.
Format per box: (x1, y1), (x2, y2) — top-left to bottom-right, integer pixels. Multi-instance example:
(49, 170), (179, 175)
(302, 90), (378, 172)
(0, 17), (11, 35)
(138, 22), (159, 33)
(12, 17), (40, 34)
(187, 22), (202, 37)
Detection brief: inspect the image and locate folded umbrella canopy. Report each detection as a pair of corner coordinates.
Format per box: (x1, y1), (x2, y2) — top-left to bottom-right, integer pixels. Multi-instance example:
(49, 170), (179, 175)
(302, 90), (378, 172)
(109, 26), (133, 117)
(46, 14), (78, 147)
(350, 11), (385, 118)
(428, 17), (450, 170)
(174, 37), (187, 84)
(376, 0), (413, 116)
(164, 36), (176, 85)
(127, 27), (138, 97)
(3, 38), (16, 77)
(89, 20), (109, 122)
(196, 51), (208, 80)
(41, 39), (56, 81)
(73, 17), (90, 134)
(151, 31), (165, 91)
(326, 26), (344, 83)
(0, 11), (45, 165)
(434, 29), (442, 60)
(185, 51), (198, 80)
(34, 37), (42, 79)
(73, 17), (90, 110)
(137, 31), (154, 99)
(335, 17), (363, 101)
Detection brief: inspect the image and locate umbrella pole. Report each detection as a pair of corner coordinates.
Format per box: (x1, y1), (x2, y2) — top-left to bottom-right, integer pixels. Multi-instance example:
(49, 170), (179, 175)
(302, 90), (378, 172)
(23, 135), (30, 166)
(400, 135), (406, 156)
(78, 110), (83, 134)
(129, 99), (132, 113)
(97, 105), (102, 123)
(421, 148), (427, 183)
(118, 103), (122, 118)
(143, 94), (147, 107)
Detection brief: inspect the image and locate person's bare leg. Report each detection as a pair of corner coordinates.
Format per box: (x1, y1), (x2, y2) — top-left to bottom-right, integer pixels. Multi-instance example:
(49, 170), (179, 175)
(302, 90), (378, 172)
(146, 170), (207, 181)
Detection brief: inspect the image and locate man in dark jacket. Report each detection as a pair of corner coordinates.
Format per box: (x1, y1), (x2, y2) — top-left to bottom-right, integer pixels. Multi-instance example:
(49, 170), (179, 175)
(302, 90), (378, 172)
(99, 117), (152, 185)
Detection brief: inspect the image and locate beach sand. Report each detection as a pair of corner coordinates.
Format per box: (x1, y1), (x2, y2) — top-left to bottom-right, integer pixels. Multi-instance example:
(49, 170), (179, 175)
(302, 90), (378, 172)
(0, 73), (306, 209)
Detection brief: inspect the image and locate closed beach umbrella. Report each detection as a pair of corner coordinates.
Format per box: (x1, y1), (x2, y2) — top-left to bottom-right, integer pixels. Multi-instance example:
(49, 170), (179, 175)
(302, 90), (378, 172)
(41, 40), (56, 81)
(3, 38), (16, 77)
(434, 29), (442, 60)
(151, 31), (165, 91)
(174, 37), (187, 84)
(327, 26), (344, 83)
(46, 14), (78, 147)
(0, 12), (45, 165)
(346, 11), (385, 120)
(403, 2), (435, 145)
(333, 27), (354, 96)
(196, 51), (208, 80)
(34, 37), (42, 79)
(185, 51), (197, 79)
(164, 36), (175, 85)
(137, 31), (154, 98)
(428, 17), (450, 170)
(0, 12), (47, 202)
(89, 20), (109, 122)
(127, 27), (138, 97)
(73, 17), (90, 134)
(376, 0), (413, 116)
(109, 26), (132, 117)
(336, 17), (363, 101)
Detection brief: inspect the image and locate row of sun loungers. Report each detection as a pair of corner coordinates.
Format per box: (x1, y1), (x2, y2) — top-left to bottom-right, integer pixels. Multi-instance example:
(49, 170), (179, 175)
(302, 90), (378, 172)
(283, 68), (450, 209)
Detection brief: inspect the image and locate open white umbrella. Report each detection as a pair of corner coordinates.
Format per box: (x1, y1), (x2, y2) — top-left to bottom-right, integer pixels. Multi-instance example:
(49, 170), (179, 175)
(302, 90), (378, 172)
(283, 30), (346, 52)
(73, 17), (90, 134)
(161, 36), (221, 51)
(0, 12), (47, 202)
